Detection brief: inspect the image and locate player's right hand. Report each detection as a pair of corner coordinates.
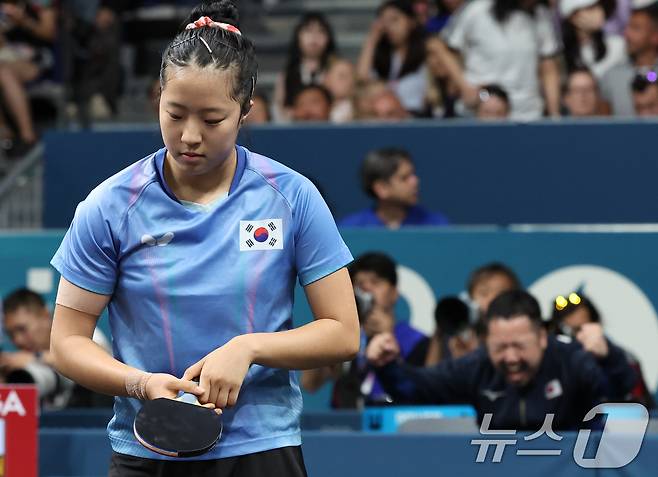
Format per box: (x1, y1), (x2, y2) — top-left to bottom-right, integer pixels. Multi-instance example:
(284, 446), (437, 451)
(366, 332), (400, 367)
(144, 374), (202, 400)
(144, 373), (221, 414)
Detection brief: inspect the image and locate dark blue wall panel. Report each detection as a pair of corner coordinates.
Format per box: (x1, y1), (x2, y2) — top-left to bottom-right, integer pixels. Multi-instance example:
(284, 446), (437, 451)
(43, 121), (658, 227)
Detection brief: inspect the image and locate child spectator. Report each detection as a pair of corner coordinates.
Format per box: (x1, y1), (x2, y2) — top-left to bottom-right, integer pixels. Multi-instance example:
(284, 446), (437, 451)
(323, 58), (356, 123)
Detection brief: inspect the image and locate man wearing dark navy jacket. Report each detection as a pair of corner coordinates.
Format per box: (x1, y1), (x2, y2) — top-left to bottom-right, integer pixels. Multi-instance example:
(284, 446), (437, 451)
(367, 290), (635, 430)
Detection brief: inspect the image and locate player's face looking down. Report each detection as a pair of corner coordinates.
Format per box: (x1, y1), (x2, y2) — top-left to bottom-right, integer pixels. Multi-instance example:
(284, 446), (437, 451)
(160, 65), (247, 178)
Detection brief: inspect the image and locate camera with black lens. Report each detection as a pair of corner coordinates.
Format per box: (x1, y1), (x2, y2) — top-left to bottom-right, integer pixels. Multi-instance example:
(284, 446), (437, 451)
(4, 358), (75, 409)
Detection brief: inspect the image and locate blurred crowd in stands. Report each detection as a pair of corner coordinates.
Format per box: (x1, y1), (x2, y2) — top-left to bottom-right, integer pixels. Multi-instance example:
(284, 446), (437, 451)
(268, 0), (658, 123)
(0, 0), (657, 160)
(302, 255), (656, 429)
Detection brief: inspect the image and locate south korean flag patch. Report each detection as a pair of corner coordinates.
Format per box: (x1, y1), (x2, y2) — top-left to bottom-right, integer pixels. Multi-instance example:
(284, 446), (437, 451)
(240, 219), (283, 251)
(544, 379), (563, 400)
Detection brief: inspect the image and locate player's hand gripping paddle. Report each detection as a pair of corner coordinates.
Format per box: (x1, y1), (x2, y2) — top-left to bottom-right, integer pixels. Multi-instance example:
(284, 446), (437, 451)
(134, 392), (223, 457)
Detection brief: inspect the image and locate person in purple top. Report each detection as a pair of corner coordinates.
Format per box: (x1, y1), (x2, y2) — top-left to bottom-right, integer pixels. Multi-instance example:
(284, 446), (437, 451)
(339, 147), (449, 229)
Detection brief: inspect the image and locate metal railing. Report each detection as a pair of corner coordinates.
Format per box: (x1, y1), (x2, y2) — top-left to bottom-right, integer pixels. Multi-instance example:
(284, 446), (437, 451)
(0, 144), (45, 230)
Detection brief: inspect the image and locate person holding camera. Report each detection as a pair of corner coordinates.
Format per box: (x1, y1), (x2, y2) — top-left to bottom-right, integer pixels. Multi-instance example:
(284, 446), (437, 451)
(1, 288), (112, 408)
(301, 252), (428, 408)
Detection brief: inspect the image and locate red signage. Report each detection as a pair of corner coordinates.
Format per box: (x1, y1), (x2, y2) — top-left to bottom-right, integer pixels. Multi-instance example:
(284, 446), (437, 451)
(0, 386), (38, 477)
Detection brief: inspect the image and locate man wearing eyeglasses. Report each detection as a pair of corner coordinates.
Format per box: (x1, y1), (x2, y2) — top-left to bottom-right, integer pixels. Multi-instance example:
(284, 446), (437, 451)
(600, 0), (658, 116)
(367, 290), (635, 430)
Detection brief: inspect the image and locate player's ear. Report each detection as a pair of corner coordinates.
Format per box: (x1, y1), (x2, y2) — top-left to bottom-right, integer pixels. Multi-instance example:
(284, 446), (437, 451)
(240, 100), (254, 125)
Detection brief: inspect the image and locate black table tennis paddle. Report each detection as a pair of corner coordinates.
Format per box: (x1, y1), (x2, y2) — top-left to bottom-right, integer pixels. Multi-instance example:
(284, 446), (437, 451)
(134, 393), (222, 457)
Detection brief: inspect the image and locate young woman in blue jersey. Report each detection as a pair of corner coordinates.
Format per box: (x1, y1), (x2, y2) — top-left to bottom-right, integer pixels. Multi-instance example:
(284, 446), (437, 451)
(48, 1), (360, 475)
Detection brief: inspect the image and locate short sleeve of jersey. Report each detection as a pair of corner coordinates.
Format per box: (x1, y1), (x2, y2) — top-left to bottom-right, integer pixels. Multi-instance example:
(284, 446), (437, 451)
(293, 179), (353, 287)
(535, 6), (559, 58)
(50, 192), (119, 296)
(441, 1), (476, 51)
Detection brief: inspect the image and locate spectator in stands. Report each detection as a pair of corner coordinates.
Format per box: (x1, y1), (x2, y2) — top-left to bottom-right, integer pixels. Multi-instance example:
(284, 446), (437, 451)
(467, 261), (520, 337)
(467, 262), (521, 318)
(412, 0), (432, 26)
(370, 87), (411, 120)
(245, 92), (271, 125)
(354, 80), (411, 120)
(1, 288), (112, 408)
(0, 0), (56, 157)
(631, 68), (658, 114)
(354, 80), (386, 119)
(323, 58), (356, 123)
(423, 296), (479, 366)
(65, 0), (131, 126)
(340, 147), (450, 228)
(274, 12), (337, 122)
(600, 0), (658, 115)
(291, 84), (332, 122)
(435, 0), (561, 120)
(424, 34), (458, 117)
(367, 290), (636, 428)
(301, 252), (428, 408)
(563, 67), (607, 116)
(560, 0), (626, 79)
(357, 0), (428, 115)
(476, 84), (510, 120)
(550, 292), (655, 408)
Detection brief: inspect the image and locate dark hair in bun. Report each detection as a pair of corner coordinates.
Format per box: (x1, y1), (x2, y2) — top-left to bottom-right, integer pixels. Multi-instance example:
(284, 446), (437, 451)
(184, 0), (239, 28)
(160, 1), (257, 114)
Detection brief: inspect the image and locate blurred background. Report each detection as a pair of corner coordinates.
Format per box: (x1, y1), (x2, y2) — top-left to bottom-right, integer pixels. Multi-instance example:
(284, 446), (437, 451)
(1, 0), (658, 475)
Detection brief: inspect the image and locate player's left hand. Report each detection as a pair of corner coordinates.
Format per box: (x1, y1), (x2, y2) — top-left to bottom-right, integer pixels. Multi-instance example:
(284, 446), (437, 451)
(576, 323), (609, 359)
(182, 338), (253, 409)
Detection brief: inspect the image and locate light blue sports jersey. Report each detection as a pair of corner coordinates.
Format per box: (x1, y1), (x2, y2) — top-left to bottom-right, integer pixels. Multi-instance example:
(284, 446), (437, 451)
(51, 146), (353, 460)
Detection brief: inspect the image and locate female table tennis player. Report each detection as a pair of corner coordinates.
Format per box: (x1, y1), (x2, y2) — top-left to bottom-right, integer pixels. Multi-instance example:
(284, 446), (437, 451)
(48, 1), (359, 475)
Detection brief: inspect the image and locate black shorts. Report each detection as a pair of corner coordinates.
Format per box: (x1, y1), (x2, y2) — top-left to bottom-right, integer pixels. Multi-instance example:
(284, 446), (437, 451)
(107, 446), (308, 477)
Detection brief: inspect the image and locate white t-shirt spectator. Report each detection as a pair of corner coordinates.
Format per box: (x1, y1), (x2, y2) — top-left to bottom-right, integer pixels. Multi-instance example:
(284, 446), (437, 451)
(443, 0), (560, 120)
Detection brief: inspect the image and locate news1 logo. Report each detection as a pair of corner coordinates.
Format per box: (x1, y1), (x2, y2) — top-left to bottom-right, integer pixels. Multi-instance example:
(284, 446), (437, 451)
(471, 403), (649, 468)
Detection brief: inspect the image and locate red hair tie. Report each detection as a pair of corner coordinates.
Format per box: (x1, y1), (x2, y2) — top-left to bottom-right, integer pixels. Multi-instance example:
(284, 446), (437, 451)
(185, 16), (242, 35)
